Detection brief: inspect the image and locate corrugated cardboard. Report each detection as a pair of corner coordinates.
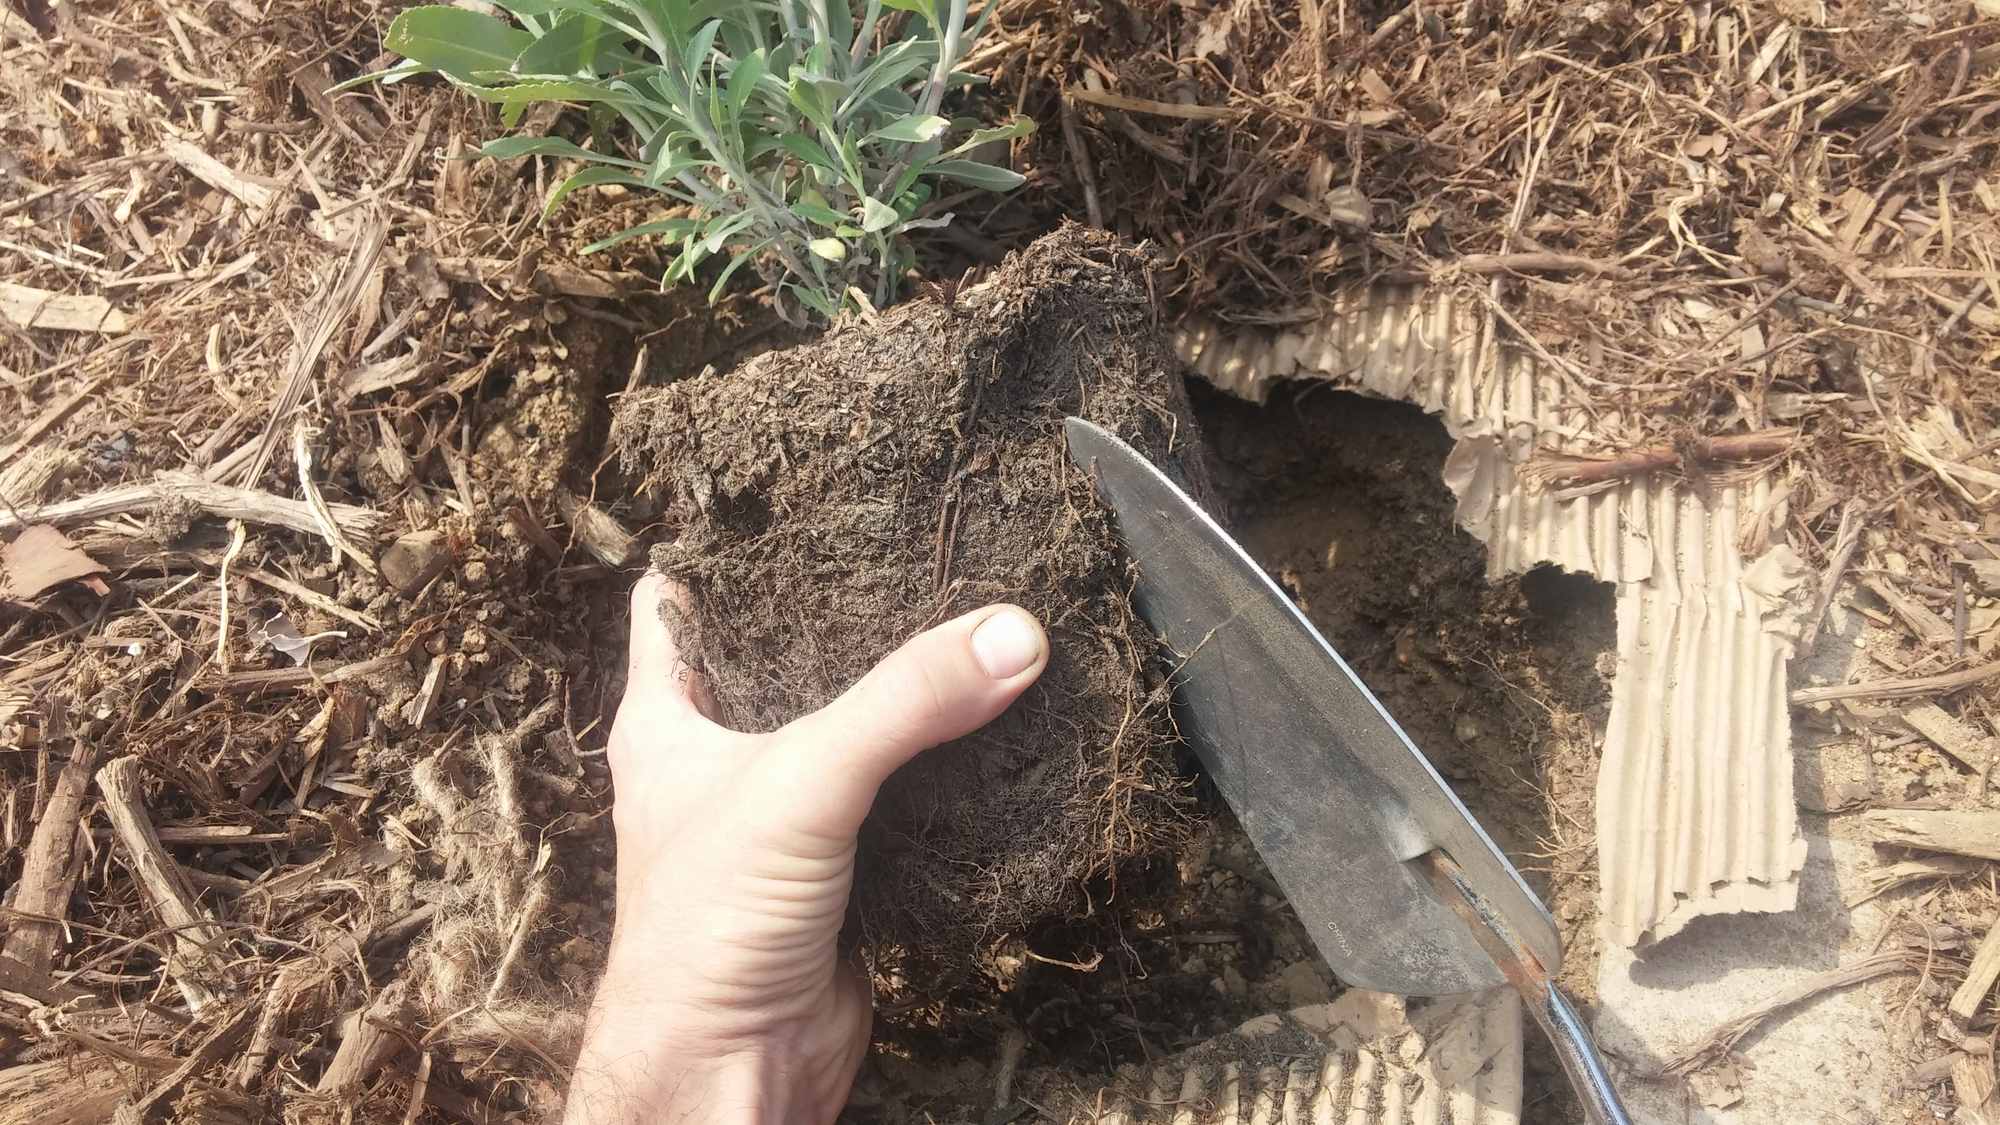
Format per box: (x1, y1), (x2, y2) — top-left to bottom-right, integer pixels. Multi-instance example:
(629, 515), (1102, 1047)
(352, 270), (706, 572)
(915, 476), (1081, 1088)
(1176, 291), (1808, 948)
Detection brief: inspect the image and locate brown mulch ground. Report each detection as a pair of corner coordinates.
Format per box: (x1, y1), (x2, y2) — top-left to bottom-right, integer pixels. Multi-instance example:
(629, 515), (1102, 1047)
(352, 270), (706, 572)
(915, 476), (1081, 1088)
(6, 0), (2000, 1121)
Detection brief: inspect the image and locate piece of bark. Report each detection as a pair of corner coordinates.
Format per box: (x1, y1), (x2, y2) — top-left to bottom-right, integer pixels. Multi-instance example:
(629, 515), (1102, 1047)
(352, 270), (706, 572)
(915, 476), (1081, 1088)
(1903, 702), (1996, 772)
(1913, 1053), (1959, 1086)
(1793, 658), (2000, 705)
(236, 921), (374, 1090)
(213, 650), (408, 695)
(1951, 917), (2000, 1025)
(141, 824), (289, 845)
(1958, 1052), (2000, 1125)
(1, 743), (101, 977)
(1965, 559), (2000, 592)
(0, 525), (109, 601)
(0, 283), (128, 334)
(1867, 577), (1959, 647)
(0, 953), (92, 1005)
(0, 470), (384, 543)
(1862, 808), (2000, 861)
(161, 136), (275, 216)
(0, 1057), (129, 1125)
(95, 757), (228, 1012)
(401, 653), (448, 729)
(553, 488), (636, 567)
(1849, 854), (1983, 907)
(316, 979), (414, 1095)
(1523, 428), (1797, 487)
(114, 1004), (257, 1124)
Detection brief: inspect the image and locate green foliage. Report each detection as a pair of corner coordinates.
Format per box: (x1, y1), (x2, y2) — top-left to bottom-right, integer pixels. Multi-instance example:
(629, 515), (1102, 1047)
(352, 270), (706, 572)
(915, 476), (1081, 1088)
(358, 0), (1033, 319)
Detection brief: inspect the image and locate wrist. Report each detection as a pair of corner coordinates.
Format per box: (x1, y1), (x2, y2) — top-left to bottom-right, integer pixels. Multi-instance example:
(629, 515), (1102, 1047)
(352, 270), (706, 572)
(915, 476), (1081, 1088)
(564, 973), (862, 1125)
(564, 1042), (812, 1125)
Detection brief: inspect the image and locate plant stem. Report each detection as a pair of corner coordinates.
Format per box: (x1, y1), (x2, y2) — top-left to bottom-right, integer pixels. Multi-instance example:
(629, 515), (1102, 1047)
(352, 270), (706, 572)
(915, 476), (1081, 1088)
(807, 0), (831, 55)
(920, 0), (969, 118)
(871, 0), (969, 204)
(872, 230), (894, 308)
(850, 0), (880, 67)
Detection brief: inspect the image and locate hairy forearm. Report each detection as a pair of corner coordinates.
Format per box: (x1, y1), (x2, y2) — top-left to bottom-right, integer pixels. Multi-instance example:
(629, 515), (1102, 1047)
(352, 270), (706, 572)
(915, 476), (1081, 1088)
(562, 964), (856, 1125)
(563, 1043), (812, 1125)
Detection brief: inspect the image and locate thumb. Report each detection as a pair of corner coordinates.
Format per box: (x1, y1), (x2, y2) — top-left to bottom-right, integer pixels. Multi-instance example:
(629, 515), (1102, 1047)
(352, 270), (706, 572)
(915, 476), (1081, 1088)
(765, 604), (1048, 839)
(622, 573), (717, 723)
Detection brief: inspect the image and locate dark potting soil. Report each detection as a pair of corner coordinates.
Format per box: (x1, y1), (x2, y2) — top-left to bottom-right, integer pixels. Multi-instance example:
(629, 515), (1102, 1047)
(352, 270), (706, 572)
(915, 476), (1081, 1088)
(612, 225), (1204, 991)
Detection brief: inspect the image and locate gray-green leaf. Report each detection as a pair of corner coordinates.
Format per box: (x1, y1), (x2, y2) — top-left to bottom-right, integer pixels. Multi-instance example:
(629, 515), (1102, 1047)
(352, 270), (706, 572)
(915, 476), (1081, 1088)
(792, 195), (847, 226)
(777, 133), (836, 170)
(786, 75), (832, 133)
(724, 47), (767, 123)
(682, 19), (723, 82)
(945, 115), (1036, 156)
(867, 114), (948, 145)
(860, 195), (897, 233)
(878, 0), (937, 27)
(543, 166), (647, 218)
(514, 11), (616, 75)
(925, 158), (1025, 191)
(482, 135), (648, 169)
(708, 239), (767, 303)
(582, 217), (699, 253)
(385, 6), (533, 82)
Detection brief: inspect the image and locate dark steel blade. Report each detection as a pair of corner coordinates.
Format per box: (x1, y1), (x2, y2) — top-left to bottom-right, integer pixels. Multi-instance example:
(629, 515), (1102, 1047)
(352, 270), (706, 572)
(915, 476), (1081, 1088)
(1065, 417), (1559, 995)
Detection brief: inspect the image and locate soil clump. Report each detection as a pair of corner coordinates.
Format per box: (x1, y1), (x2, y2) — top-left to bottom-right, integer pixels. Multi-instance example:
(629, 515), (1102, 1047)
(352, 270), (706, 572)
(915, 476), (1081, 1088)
(613, 226), (1204, 989)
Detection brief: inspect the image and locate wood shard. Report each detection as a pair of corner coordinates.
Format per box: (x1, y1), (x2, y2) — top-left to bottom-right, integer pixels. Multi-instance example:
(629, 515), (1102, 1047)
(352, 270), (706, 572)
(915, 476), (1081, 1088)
(0, 744), (102, 977)
(1793, 659), (2000, 705)
(95, 756), (230, 1012)
(118, 1004), (258, 1121)
(402, 653), (449, 729)
(1901, 702), (1995, 771)
(1863, 808), (2000, 861)
(1950, 918), (2000, 1026)
(0, 282), (128, 334)
(554, 487), (637, 567)
(0, 469), (385, 543)
(316, 980), (414, 1095)
(162, 135), (276, 215)
(0, 1057), (129, 1125)
(1956, 1052), (2000, 1125)
(1521, 428), (1797, 487)
(1865, 577), (1958, 647)
(1067, 85), (1244, 121)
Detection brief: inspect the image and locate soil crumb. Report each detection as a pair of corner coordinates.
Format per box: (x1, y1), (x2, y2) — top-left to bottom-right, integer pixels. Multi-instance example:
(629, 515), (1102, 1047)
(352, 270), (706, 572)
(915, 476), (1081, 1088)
(613, 226), (1202, 991)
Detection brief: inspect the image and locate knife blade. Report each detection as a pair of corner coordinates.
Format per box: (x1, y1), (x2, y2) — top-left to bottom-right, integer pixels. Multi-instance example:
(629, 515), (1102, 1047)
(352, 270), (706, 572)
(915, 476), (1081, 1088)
(1064, 416), (1555, 993)
(1065, 416), (1630, 1124)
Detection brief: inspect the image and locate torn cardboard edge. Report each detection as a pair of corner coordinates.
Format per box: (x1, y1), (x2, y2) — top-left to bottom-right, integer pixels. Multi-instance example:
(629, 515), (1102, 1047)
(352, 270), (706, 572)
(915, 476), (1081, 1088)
(1053, 988), (1522, 1124)
(1175, 287), (1809, 950)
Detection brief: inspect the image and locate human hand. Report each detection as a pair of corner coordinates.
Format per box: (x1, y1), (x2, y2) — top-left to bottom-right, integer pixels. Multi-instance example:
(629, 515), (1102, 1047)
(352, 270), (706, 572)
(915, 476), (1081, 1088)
(563, 574), (1049, 1125)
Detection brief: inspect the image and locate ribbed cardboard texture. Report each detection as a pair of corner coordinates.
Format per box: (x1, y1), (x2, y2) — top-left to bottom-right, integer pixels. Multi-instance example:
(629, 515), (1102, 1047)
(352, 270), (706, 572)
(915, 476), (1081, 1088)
(1175, 292), (1809, 948)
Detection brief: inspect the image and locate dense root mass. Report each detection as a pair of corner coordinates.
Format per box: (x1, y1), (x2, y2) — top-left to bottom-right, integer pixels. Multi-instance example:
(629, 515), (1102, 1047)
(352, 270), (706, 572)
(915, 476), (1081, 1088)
(614, 226), (1202, 986)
